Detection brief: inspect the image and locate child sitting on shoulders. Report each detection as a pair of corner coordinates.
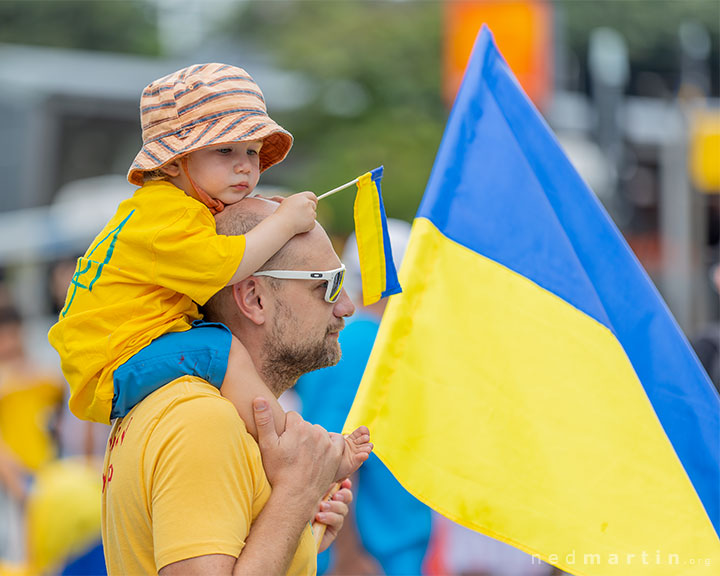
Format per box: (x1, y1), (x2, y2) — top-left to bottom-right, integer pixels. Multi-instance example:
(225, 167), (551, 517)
(49, 63), (371, 481)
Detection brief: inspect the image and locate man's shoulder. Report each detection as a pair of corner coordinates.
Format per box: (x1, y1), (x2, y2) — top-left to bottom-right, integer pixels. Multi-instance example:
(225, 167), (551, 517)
(130, 376), (248, 436)
(129, 376), (265, 483)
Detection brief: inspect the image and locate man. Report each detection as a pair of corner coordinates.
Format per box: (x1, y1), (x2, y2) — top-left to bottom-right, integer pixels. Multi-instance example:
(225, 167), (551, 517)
(101, 197), (356, 575)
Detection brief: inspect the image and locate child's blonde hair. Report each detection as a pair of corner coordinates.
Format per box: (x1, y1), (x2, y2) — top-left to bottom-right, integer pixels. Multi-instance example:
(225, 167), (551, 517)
(142, 168), (169, 183)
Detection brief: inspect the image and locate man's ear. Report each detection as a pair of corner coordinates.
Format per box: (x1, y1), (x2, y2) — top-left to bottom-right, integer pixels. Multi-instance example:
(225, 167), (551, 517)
(232, 277), (267, 326)
(160, 160), (181, 178)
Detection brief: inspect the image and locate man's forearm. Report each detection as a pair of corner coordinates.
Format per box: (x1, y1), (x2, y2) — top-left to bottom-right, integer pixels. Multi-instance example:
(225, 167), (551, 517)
(233, 488), (314, 575)
(158, 488), (314, 576)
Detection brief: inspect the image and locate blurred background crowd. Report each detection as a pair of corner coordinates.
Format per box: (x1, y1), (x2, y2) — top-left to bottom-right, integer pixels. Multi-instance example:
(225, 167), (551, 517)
(0, 1), (717, 575)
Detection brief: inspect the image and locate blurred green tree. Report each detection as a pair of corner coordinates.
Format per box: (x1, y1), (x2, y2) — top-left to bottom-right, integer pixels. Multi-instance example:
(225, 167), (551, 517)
(226, 0), (447, 234)
(0, 0), (159, 55)
(4, 0), (713, 235)
(226, 0), (718, 234)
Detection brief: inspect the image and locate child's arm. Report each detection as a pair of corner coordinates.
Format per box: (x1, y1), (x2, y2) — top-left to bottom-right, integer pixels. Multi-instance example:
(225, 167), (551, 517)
(226, 192), (317, 286)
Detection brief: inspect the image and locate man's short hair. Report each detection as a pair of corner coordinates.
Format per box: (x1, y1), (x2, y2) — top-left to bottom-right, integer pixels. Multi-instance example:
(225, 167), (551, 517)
(202, 199), (301, 322)
(215, 200), (298, 272)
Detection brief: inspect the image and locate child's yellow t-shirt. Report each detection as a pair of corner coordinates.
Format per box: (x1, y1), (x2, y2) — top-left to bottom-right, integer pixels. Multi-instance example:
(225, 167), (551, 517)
(48, 181), (246, 424)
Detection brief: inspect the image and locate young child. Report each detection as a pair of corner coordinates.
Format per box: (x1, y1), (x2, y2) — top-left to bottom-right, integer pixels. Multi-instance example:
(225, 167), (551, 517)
(48, 63), (371, 481)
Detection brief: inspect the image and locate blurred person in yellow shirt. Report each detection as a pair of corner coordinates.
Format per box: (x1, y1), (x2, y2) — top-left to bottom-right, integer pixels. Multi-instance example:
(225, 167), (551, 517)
(0, 302), (106, 576)
(0, 304), (63, 569)
(0, 333), (62, 473)
(0, 305), (63, 480)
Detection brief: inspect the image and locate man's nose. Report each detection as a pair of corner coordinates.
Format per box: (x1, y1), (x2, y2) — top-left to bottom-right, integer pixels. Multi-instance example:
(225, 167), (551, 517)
(333, 289), (355, 318)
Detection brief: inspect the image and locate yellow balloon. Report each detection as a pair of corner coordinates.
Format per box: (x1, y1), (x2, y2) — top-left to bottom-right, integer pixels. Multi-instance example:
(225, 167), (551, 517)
(0, 561), (32, 576)
(25, 458), (102, 575)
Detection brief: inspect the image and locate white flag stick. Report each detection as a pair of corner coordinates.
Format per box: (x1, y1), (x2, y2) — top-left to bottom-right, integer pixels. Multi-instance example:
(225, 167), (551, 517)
(317, 178), (359, 200)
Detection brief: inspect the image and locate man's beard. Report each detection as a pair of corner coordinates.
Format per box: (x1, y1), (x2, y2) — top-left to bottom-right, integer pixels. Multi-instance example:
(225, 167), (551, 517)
(261, 300), (343, 395)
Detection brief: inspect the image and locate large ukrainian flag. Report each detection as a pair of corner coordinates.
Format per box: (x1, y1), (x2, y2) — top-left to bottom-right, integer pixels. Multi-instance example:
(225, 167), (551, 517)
(345, 26), (720, 575)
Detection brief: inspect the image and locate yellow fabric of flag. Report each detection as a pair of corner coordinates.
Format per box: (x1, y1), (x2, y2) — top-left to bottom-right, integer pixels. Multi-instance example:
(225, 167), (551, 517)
(352, 166), (401, 306)
(345, 219), (719, 575)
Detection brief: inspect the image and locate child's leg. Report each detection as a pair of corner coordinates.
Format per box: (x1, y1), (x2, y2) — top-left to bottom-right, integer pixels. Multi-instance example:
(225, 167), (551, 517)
(112, 325), (233, 420)
(331, 426), (373, 482)
(220, 336), (286, 440)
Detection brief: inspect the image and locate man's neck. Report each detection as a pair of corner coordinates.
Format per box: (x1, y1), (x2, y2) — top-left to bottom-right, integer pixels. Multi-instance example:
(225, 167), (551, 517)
(229, 321), (303, 398)
(258, 362), (299, 399)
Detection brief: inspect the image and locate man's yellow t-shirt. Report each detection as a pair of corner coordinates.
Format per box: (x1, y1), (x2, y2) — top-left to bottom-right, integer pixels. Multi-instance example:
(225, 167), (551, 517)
(48, 181), (246, 424)
(101, 376), (316, 575)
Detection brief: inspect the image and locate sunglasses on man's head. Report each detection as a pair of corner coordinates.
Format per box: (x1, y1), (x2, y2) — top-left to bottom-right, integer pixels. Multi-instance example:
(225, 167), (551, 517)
(253, 265), (346, 303)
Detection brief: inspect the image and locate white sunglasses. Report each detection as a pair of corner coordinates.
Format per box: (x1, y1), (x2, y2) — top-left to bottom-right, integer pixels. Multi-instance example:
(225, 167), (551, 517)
(253, 265), (346, 303)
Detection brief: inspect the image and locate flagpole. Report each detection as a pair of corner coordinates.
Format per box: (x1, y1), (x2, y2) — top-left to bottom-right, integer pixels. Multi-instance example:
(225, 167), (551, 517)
(317, 178), (358, 200)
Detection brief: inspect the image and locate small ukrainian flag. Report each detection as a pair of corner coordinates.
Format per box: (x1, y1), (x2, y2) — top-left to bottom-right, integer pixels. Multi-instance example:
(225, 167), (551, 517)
(353, 166), (401, 306)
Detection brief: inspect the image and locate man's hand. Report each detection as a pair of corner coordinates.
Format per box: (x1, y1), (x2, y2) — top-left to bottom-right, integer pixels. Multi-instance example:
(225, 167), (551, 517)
(315, 478), (353, 553)
(253, 397), (344, 510)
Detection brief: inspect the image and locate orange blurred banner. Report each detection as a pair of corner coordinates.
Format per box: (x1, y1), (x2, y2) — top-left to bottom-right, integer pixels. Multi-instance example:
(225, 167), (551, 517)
(444, 0), (553, 109)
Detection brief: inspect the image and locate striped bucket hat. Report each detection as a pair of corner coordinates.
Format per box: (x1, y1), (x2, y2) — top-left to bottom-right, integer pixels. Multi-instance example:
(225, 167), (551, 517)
(127, 63), (293, 186)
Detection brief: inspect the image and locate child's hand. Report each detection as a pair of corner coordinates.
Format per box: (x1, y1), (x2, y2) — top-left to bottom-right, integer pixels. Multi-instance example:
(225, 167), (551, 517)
(315, 478), (353, 553)
(275, 191), (318, 235)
